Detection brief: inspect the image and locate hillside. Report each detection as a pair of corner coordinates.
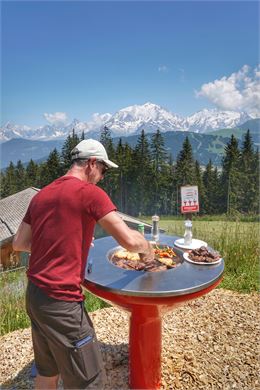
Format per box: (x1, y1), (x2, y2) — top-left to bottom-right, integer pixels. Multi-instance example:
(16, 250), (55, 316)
(114, 131), (231, 166)
(0, 138), (64, 169)
(205, 119), (260, 144)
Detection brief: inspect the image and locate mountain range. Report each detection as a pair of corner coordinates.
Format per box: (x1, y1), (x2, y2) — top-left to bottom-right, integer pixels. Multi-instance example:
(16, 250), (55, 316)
(1, 102), (259, 169)
(1, 120), (259, 169)
(0, 102), (255, 142)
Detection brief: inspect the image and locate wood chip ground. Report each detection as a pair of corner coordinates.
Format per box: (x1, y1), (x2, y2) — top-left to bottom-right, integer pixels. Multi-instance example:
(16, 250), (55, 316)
(0, 289), (259, 390)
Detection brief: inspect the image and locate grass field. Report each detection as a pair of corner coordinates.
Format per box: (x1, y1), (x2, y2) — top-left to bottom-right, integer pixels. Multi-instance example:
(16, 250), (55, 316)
(0, 270), (110, 336)
(148, 218), (259, 293)
(1, 218), (259, 335)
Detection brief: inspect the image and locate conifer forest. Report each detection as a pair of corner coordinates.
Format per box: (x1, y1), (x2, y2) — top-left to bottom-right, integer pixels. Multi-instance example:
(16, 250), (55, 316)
(1, 128), (259, 216)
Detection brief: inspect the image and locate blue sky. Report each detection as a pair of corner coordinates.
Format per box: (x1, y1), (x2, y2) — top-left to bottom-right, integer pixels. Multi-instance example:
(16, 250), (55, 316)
(1, 1), (259, 127)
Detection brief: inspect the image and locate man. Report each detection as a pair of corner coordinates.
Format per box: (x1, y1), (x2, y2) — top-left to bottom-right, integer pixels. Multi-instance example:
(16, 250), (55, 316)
(13, 139), (154, 390)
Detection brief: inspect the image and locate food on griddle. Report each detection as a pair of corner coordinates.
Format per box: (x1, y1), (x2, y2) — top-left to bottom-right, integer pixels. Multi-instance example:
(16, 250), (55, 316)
(157, 257), (174, 267)
(111, 245), (178, 272)
(188, 246), (220, 263)
(114, 250), (140, 261)
(154, 246), (177, 258)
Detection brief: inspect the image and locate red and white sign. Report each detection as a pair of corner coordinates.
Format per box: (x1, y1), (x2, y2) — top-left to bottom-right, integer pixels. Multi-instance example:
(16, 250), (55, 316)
(181, 186), (199, 213)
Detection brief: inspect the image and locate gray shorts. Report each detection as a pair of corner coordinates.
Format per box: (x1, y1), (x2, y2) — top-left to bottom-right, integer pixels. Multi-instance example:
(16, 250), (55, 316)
(26, 280), (103, 389)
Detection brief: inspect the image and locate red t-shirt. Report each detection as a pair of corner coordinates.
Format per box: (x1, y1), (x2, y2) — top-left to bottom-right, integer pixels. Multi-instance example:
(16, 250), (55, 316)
(23, 176), (116, 301)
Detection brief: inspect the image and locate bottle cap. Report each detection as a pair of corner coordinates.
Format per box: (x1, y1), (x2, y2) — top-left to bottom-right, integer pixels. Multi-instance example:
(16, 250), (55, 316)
(138, 224), (145, 233)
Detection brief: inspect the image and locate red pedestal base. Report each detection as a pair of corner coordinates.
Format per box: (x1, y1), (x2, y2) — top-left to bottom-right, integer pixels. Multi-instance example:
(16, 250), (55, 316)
(84, 278), (222, 389)
(129, 306), (162, 389)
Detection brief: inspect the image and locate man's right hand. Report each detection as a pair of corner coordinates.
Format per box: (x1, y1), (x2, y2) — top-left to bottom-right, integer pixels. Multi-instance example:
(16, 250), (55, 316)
(139, 241), (154, 263)
(99, 211), (155, 259)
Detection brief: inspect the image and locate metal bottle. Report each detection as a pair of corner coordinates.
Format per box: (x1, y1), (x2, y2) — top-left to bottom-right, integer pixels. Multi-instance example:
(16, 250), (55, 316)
(151, 215), (160, 242)
(184, 220), (192, 246)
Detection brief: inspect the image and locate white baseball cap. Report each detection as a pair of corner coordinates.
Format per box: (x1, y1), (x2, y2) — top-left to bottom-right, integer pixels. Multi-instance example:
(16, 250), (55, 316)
(70, 139), (118, 168)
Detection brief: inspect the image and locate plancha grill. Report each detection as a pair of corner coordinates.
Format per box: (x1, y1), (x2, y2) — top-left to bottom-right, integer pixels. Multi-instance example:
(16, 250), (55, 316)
(83, 234), (224, 389)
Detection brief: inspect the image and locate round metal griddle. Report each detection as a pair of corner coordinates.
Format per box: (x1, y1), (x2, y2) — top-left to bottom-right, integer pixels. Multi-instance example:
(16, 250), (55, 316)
(84, 234), (224, 297)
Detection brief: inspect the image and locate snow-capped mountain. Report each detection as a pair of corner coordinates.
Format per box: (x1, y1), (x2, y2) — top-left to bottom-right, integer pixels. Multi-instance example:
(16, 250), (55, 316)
(0, 103), (254, 142)
(105, 102), (183, 135)
(184, 109), (252, 133)
(0, 122), (33, 141)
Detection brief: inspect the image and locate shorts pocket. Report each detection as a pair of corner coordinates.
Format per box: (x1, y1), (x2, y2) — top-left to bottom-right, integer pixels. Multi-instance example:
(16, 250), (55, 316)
(70, 333), (102, 382)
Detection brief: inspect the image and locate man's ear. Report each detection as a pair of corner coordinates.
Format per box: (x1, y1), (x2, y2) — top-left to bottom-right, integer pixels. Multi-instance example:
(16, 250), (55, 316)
(85, 158), (95, 173)
(89, 158), (96, 168)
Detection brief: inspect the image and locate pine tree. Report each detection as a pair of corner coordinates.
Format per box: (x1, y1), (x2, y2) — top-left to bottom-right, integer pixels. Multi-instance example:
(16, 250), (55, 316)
(26, 159), (39, 188)
(99, 126), (117, 199)
(38, 162), (48, 188)
(61, 130), (80, 174)
(150, 129), (167, 173)
(175, 137), (195, 186)
(175, 137), (195, 212)
(0, 171), (5, 198)
(113, 139), (134, 212)
(1, 162), (16, 197)
(122, 143), (135, 215)
(203, 160), (220, 214)
(150, 129), (168, 214)
(133, 129), (153, 215)
(46, 149), (62, 185)
(39, 149), (62, 187)
(240, 130), (256, 213)
(250, 149), (260, 214)
(194, 160), (206, 214)
(166, 155), (178, 215)
(15, 160), (26, 192)
(159, 159), (175, 215)
(220, 134), (241, 214)
(115, 139), (125, 211)
(100, 126), (114, 160)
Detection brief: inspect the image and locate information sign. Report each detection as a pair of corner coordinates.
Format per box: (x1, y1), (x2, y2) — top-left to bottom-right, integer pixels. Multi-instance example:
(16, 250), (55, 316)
(181, 186), (199, 213)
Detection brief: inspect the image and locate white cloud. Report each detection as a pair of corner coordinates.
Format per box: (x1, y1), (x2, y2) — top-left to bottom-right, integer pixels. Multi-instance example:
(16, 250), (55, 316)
(158, 65), (169, 73)
(87, 112), (112, 130)
(43, 112), (69, 125)
(196, 64), (260, 117)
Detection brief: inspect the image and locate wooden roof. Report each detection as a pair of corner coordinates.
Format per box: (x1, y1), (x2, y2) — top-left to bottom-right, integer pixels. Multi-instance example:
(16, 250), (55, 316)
(0, 188), (40, 244)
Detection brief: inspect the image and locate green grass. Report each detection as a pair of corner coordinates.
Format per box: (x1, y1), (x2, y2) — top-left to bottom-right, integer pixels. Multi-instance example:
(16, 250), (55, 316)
(143, 217), (260, 293)
(84, 291), (110, 312)
(141, 214), (259, 222)
(0, 270), (30, 336)
(0, 270), (110, 336)
(1, 219), (259, 335)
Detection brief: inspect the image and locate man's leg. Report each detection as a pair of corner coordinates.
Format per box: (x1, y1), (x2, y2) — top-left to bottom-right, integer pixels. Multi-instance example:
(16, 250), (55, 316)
(26, 283), (59, 387)
(35, 374), (59, 390)
(27, 282), (103, 389)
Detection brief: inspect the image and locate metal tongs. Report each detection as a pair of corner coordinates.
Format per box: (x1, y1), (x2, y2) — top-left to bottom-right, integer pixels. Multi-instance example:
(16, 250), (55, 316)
(87, 258), (93, 273)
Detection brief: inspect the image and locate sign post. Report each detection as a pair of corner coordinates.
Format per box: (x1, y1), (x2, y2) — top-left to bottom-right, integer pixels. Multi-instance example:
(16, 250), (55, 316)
(174, 186), (202, 248)
(180, 185), (199, 215)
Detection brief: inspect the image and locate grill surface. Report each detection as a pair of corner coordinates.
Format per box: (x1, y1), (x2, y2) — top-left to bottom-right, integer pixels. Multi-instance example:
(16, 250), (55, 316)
(84, 234), (224, 297)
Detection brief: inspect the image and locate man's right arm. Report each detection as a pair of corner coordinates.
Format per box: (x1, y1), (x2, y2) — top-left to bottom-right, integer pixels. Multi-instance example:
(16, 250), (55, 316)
(12, 221), (32, 252)
(98, 211), (154, 261)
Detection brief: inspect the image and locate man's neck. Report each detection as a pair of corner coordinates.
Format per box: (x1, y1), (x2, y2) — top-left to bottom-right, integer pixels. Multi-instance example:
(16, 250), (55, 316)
(65, 167), (88, 182)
